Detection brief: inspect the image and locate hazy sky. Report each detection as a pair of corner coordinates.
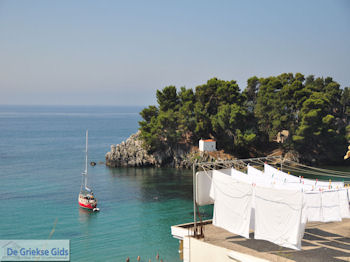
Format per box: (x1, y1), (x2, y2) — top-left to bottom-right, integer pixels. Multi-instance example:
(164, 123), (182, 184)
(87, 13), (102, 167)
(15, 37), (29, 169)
(0, 0), (349, 106)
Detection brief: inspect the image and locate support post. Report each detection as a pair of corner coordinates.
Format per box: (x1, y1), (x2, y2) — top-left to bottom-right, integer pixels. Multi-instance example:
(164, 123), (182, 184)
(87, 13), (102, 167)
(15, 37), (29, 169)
(280, 155), (283, 172)
(193, 163), (197, 236)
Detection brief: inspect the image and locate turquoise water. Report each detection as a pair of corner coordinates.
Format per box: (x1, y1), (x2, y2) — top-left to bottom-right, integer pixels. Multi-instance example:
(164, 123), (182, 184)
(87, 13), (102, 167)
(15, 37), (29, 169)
(0, 105), (206, 262)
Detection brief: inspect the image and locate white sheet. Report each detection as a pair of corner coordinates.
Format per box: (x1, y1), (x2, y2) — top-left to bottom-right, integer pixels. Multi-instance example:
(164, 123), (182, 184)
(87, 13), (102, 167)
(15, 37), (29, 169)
(264, 164), (344, 190)
(264, 164), (300, 183)
(303, 191), (322, 222)
(210, 171), (253, 238)
(339, 189), (350, 219)
(231, 168), (252, 183)
(196, 170), (214, 206)
(312, 179), (344, 190)
(254, 185), (303, 250)
(321, 190), (342, 222)
(247, 165), (272, 187)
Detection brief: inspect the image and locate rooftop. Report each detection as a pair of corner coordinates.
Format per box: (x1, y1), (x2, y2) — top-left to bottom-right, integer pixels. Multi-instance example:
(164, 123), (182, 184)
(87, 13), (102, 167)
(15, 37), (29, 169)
(200, 139), (216, 142)
(172, 219), (350, 262)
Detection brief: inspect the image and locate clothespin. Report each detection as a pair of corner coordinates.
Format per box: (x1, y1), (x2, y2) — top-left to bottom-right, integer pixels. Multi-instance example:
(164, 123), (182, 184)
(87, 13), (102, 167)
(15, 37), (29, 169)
(329, 179), (332, 189)
(277, 168), (280, 171)
(288, 172), (290, 175)
(315, 178), (318, 186)
(312, 185), (315, 191)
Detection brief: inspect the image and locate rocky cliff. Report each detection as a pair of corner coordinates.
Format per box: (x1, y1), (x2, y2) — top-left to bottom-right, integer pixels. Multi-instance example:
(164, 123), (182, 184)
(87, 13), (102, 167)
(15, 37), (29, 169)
(105, 131), (238, 168)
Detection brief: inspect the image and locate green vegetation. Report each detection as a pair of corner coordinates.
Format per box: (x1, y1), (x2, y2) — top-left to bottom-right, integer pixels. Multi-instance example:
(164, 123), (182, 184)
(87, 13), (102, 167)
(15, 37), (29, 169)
(139, 74), (350, 163)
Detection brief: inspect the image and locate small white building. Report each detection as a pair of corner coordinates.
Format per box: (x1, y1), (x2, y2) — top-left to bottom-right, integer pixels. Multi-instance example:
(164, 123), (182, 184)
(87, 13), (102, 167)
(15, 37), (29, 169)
(199, 139), (216, 152)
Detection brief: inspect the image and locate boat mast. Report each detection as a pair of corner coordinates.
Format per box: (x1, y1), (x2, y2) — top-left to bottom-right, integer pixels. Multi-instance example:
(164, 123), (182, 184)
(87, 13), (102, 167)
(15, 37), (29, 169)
(85, 129), (88, 189)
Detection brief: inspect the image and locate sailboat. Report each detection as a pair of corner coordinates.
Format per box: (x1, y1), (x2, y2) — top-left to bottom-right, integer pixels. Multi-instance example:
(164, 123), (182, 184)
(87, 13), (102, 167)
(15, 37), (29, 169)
(78, 130), (99, 212)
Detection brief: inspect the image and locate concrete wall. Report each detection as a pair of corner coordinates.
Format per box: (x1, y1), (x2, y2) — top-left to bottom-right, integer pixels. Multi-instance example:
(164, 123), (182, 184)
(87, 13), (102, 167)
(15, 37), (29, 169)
(189, 238), (232, 262)
(189, 237), (269, 262)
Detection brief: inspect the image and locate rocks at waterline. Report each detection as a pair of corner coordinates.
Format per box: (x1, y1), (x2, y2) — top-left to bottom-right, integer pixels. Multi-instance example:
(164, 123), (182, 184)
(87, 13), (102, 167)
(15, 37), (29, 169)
(105, 131), (234, 168)
(105, 131), (157, 167)
(105, 131), (301, 168)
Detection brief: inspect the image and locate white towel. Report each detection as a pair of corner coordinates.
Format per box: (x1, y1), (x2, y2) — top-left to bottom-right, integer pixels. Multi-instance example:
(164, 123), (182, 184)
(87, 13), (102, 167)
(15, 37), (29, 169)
(210, 171), (253, 238)
(254, 185), (303, 250)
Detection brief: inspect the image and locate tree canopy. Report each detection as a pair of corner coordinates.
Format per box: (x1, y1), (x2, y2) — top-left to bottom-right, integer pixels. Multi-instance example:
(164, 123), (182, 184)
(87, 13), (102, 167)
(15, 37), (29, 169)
(139, 74), (349, 163)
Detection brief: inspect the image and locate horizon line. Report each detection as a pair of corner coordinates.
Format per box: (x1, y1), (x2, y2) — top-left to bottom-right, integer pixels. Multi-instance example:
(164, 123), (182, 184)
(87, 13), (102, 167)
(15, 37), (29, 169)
(0, 104), (148, 107)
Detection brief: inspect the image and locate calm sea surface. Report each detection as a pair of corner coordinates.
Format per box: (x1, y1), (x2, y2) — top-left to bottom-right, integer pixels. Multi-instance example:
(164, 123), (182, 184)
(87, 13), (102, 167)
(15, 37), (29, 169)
(0, 105), (208, 262)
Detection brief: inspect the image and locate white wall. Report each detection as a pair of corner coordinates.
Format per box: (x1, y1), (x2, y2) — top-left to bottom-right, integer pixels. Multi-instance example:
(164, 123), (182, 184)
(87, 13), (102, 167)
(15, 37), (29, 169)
(189, 237), (270, 262)
(199, 140), (216, 152)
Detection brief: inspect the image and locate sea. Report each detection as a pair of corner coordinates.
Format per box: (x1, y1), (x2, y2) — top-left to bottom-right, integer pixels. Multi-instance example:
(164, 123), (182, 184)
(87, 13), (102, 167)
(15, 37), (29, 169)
(0, 105), (211, 262)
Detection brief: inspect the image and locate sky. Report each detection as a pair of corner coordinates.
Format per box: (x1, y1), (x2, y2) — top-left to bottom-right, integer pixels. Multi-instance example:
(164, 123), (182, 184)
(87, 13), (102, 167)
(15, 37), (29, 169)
(0, 0), (349, 106)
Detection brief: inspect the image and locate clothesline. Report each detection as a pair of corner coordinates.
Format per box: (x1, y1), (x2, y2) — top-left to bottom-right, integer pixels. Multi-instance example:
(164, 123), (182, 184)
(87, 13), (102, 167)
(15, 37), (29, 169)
(248, 159), (350, 180)
(197, 157), (350, 182)
(284, 159), (350, 176)
(278, 165), (349, 179)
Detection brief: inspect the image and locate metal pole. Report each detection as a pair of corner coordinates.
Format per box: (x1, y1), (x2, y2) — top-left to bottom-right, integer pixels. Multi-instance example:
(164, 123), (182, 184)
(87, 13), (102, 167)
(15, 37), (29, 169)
(193, 163), (197, 236)
(85, 129), (88, 189)
(280, 155), (283, 172)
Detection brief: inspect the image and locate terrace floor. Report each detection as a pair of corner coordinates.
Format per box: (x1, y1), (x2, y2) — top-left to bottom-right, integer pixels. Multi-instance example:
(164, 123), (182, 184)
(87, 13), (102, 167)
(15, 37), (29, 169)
(174, 219), (350, 261)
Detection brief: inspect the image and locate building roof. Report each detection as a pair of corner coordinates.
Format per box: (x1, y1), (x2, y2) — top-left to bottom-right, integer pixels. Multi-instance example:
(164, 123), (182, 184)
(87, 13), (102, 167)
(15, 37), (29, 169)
(201, 139), (216, 142)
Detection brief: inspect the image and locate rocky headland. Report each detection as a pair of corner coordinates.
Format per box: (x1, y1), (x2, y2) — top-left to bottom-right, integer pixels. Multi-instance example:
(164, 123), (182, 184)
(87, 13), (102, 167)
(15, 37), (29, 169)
(105, 131), (241, 168)
(105, 131), (300, 169)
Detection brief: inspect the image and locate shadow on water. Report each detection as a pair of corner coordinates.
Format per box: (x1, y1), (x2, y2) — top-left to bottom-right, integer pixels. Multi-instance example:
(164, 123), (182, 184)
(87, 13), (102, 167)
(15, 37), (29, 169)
(107, 167), (194, 202)
(78, 207), (99, 224)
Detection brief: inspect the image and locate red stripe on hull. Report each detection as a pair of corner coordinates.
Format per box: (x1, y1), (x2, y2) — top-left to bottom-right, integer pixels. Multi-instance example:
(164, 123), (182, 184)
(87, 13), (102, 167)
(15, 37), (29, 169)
(79, 201), (95, 210)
